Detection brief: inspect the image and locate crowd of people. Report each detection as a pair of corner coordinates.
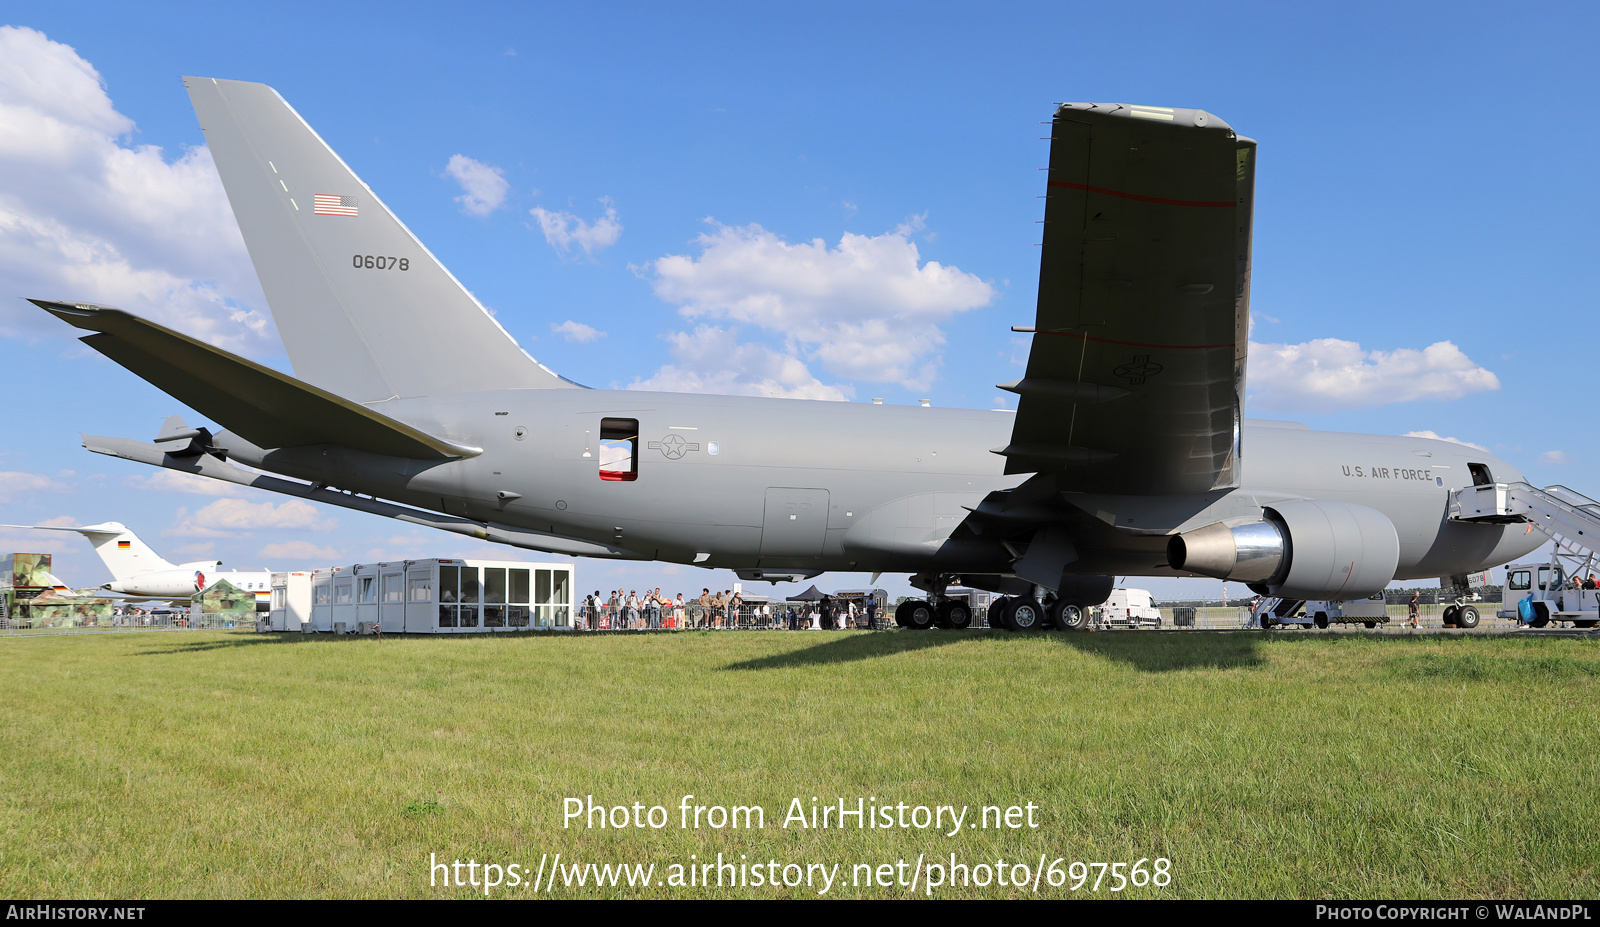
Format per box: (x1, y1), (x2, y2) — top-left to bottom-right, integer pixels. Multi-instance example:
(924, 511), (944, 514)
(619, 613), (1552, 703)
(575, 588), (882, 630)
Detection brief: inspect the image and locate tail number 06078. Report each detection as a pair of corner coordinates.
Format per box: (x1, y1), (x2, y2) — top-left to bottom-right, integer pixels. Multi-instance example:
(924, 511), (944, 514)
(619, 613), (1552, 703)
(352, 254), (409, 271)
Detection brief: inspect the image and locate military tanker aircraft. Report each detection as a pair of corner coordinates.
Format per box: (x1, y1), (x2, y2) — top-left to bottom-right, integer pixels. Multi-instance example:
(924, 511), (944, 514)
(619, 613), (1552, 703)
(29, 79), (1543, 631)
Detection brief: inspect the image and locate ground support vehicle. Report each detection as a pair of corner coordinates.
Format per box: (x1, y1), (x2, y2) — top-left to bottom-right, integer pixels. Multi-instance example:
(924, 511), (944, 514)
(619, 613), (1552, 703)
(1501, 560), (1600, 629)
(1092, 588), (1163, 630)
(1300, 594), (1392, 629)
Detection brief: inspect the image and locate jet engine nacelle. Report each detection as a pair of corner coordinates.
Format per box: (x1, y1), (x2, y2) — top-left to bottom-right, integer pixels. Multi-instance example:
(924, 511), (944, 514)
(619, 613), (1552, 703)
(1167, 500), (1400, 600)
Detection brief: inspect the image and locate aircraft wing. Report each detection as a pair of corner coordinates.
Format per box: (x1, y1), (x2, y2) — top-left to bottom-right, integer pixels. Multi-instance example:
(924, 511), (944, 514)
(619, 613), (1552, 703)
(31, 300), (478, 460)
(997, 103), (1256, 495)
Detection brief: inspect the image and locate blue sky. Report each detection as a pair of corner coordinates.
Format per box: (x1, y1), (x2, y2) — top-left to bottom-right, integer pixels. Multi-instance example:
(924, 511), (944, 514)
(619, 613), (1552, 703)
(1, 2), (1596, 601)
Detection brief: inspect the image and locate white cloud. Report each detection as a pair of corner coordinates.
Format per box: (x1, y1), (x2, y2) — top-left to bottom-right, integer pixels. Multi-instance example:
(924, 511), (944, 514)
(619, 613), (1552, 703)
(444, 154), (509, 216)
(259, 540), (341, 562)
(628, 325), (851, 401)
(1405, 431), (1489, 452)
(124, 469), (247, 497)
(0, 470), (71, 502)
(642, 217), (993, 390)
(1247, 338), (1499, 412)
(166, 498), (335, 537)
(169, 542), (216, 561)
(0, 26), (272, 353)
(551, 320), (605, 342)
(531, 197), (622, 258)
(1539, 450), (1571, 466)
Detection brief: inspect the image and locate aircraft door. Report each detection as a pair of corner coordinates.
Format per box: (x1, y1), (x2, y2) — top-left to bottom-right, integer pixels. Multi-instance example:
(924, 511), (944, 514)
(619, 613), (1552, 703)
(761, 488), (829, 559)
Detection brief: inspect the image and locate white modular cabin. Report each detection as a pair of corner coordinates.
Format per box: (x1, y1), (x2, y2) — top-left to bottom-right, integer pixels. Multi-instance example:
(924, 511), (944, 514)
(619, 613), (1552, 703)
(269, 571), (312, 631)
(305, 559), (574, 633)
(307, 567), (345, 632)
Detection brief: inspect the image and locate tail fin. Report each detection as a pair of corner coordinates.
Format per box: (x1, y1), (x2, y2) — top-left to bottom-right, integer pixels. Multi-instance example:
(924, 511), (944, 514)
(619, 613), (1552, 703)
(184, 76), (576, 403)
(0, 522), (195, 580)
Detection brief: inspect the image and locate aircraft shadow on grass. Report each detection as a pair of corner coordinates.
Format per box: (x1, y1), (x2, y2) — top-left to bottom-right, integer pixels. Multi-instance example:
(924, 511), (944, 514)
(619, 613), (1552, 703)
(136, 632), (305, 655)
(722, 630), (1267, 673)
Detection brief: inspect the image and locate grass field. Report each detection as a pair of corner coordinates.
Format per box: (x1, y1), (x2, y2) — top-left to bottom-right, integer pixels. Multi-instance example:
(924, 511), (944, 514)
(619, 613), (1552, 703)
(2, 628), (1597, 899)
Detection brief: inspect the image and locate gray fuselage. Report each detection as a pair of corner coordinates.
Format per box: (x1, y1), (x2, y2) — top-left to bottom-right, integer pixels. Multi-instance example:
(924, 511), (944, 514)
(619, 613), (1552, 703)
(218, 389), (1543, 583)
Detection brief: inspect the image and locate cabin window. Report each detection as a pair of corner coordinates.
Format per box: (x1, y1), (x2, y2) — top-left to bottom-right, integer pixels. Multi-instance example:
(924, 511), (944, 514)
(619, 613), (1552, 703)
(439, 565), (480, 628)
(1508, 570), (1531, 592)
(407, 575), (431, 602)
(382, 573), (403, 604)
(1537, 567), (1551, 591)
(509, 568), (531, 627)
(483, 567), (507, 627)
(313, 583), (330, 606)
(598, 417), (639, 481)
(358, 576), (375, 603)
(1468, 463), (1494, 486)
(335, 580), (353, 605)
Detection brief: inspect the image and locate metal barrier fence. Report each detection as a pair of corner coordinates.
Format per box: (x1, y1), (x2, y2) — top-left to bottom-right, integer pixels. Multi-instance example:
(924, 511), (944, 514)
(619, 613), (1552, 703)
(573, 602), (884, 630)
(0, 610), (253, 637)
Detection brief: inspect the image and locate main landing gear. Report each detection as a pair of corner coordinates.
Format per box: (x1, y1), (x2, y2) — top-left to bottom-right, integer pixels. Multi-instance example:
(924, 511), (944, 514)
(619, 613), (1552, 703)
(986, 592), (1091, 632)
(897, 574), (1098, 633)
(894, 596), (974, 630)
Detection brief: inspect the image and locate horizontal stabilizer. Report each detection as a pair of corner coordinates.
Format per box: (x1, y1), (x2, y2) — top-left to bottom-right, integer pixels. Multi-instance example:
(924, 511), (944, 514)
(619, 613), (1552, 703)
(82, 432), (632, 559)
(32, 300), (478, 460)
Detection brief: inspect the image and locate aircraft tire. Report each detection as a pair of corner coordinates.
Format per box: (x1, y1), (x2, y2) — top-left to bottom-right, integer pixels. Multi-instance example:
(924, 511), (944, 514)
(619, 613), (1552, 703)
(1051, 601), (1088, 631)
(1456, 605), (1480, 629)
(893, 601), (913, 628)
(987, 597), (1013, 631)
(1010, 597), (1044, 632)
(903, 599), (936, 631)
(1442, 605), (1459, 627)
(939, 600), (973, 629)
(1314, 612), (1330, 629)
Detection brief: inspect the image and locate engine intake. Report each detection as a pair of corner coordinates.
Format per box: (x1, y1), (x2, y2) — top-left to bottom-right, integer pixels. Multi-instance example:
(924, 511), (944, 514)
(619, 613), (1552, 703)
(1168, 500), (1400, 600)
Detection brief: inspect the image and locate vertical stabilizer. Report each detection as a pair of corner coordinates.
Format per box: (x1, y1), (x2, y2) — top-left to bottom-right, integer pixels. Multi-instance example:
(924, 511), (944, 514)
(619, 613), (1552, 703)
(0, 522), (205, 580)
(184, 76), (576, 403)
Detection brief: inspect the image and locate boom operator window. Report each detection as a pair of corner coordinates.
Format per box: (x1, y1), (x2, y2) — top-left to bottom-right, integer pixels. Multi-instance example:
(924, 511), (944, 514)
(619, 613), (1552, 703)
(598, 418), (639, 481)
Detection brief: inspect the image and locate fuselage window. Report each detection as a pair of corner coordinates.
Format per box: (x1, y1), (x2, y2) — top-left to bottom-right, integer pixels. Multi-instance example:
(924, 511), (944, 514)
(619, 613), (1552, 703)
(599, 417), (639, 482)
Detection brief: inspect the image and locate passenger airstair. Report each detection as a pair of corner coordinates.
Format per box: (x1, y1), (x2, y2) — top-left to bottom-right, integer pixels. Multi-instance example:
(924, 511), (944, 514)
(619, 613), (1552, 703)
(1451, 482), (1600, 626)
(1449, 482), (1600, 556)
(1249, 596), (1305, 629)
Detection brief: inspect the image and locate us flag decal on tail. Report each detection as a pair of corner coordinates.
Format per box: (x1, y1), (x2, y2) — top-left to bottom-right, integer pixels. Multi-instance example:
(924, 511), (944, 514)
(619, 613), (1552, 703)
(314, 194), (358, 217)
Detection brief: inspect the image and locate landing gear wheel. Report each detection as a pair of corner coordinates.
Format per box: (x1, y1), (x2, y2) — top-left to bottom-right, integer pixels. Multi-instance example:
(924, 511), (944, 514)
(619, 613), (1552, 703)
(902, 599), (936, 631)
(893, 601), (912, 628)
(937, 600), (973, 630)
(1442, 605), (1459, 628)
(986, 597), (1012, 631)
(1050, 600), (1089, 631)
(1531, 603), (1551, 629)
(1009, 597), (1044, 632)
(1456, 605), (1480, 629)
(1314, 612), (1330, 630)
